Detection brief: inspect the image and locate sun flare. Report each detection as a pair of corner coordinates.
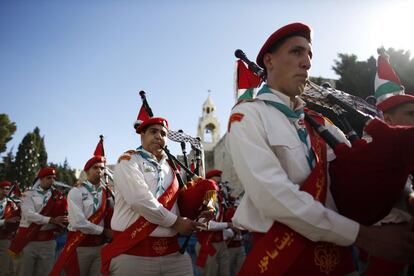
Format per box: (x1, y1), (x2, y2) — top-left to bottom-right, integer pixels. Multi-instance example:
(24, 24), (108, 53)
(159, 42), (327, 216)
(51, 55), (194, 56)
(368, 1), (414, 53)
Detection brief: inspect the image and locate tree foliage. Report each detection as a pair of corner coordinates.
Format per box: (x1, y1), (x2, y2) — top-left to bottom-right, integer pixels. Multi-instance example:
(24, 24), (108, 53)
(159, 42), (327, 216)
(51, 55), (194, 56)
(0, 148), (16, 181)
(49, 159), (77, 186)
(0, 114), (17, 154)
(13, 127), (47, 188)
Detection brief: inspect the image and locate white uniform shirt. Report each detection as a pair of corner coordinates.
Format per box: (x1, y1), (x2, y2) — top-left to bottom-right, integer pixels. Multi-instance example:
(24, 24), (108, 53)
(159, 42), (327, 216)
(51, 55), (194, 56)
(67, 181), (104, 235)
(20, 187), (56, 230)
(226, 88), (360, 246)
(111, 150), (178, 237)
(0, 196), (8, 227)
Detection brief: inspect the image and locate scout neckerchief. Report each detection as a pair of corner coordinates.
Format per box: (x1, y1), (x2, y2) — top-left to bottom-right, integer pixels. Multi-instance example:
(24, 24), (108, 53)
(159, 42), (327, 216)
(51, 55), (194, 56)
(82, 181), (103, 213)
(33, 182), (52, 209)
(0, 196), (6, 218)
(136, 146), (167, 198)
(257, 85), (316, 168)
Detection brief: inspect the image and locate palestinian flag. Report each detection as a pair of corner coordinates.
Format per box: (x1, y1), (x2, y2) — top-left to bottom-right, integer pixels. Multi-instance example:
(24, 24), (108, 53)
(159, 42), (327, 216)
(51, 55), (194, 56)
(374, 49), (404, 104)
(234, 60), (262, 102)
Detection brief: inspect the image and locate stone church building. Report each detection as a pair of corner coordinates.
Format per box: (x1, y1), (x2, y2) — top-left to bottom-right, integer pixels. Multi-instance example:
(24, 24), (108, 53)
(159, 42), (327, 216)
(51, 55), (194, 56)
(196, 95), (243, 195)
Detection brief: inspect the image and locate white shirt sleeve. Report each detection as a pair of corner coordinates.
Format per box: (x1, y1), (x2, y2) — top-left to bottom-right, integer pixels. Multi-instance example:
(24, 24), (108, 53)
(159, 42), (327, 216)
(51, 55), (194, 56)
(207, 221), (229, 231)
(226, 103), (359, 246)
(67, 188), (104, 235)
(223, 228), (234, 240)
(21, 193), (51, 225)
(0, 219), (4, 227)
(114, 157), (177, 228)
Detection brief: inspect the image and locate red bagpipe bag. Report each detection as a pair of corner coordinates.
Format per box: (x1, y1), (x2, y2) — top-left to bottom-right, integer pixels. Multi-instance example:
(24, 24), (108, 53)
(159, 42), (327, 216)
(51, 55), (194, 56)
(238, 113), (354, 276)
(0, 199), (20, 240)
(9, 189), (67, 257)
(50, 188), (110, 276)
(178, 178), (219, 220)
(177, 177), (222, 267)
(330, 118), (414, 225)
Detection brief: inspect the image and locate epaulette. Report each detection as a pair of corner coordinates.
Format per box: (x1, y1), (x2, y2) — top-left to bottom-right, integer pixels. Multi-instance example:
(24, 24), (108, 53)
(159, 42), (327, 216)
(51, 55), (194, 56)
(227, 99), (259, 132)
(117, 150), (138, 163)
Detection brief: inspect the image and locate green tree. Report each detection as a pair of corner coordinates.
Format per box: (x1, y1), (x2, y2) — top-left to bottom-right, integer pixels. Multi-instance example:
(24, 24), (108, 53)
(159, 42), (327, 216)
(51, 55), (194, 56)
(33, 127), (47, 167)
(332, 54), (377, 99)
(0, 148), (16, 181)
(0, 114), (17, 154)
(49, 159), (77, 186)
(14, 128), (47, 188)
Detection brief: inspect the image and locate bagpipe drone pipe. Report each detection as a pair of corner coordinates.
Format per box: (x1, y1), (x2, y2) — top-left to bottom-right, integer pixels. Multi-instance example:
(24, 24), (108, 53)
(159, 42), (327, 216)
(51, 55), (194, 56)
(235, 49), (414, 225)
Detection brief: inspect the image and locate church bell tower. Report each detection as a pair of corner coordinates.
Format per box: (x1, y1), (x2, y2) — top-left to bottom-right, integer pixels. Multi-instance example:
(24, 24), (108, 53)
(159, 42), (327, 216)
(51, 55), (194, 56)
(197, 93), (220, 152)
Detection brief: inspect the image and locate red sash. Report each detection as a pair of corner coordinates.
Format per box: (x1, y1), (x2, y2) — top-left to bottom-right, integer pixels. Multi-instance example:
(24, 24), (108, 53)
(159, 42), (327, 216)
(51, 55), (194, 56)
(100, 172), (179, 275)
(8, 190), (66, 257)
(50, 189), (108, 276)
(238, 116), (354, 275)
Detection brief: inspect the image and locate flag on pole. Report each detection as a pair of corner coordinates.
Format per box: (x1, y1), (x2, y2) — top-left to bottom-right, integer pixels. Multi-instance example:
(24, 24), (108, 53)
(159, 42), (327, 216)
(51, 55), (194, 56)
(374, 48), (404, 104)
(94, 135), (105, 157)
(234, 60), (263, 102)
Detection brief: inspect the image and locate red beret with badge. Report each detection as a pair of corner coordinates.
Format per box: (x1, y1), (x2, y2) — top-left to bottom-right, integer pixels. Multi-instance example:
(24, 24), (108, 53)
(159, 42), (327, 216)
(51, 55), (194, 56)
(0, 180), (12, 188)
(37, 167), (56, 178)
(135, 117), (169, 134)
(84, 155), (106, 172)
(256, 22), (312, 68)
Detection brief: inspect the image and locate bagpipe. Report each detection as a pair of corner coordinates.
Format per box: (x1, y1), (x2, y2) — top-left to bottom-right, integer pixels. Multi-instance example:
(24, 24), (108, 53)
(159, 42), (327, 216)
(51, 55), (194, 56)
(1, 182), (21, 235)
(235, 49), (414, 225)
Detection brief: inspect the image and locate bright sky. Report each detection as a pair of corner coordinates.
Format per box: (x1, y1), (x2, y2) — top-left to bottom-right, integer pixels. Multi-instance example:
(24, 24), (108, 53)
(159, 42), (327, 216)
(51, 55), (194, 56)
(1, 0), (413, 170)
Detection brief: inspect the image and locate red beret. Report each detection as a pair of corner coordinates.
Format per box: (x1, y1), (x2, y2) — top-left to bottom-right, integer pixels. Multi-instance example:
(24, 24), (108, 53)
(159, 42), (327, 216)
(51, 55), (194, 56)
(38, 167), (56, 178)
(84, 155), (106, 172)
(206, 169), (223, 179)
(256, 22), (312, 69)
(0, 181), (12, 188)
(135, 117), (169, 134)
(377, 94), (414, 112)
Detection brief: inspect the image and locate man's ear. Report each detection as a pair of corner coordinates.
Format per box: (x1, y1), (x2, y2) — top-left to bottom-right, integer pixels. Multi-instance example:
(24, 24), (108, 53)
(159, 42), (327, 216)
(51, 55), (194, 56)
(263, 53), (273, 72)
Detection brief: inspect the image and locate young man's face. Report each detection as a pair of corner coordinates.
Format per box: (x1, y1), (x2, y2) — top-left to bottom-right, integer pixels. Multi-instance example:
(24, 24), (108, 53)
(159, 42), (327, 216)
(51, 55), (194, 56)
(0, 186), (10, 198)
(384, 102), (414, 126)
(87, 162), (105, 185)
(264, 36), (312, 98)
(141, 124), (168, 158)
(40, 175), (55, 190)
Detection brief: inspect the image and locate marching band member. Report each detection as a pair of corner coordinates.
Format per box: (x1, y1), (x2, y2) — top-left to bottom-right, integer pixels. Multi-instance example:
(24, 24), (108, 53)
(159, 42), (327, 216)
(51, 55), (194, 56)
(101, 114), (205, 276)
(360, 50), (414, 276)
(51, 156), (113, 276)
(0, 181), (20, 276)
(9, 167), (67, 276)
(222, 195), (245, 276)
(226, 22), (414, 275)
(195, 169), (230, 276)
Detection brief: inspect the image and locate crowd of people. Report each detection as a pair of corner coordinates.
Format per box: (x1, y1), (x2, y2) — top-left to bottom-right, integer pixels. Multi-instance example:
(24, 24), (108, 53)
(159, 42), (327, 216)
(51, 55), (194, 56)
(2, 22), (414, 276)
